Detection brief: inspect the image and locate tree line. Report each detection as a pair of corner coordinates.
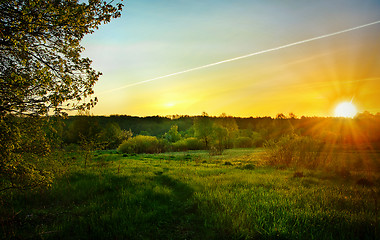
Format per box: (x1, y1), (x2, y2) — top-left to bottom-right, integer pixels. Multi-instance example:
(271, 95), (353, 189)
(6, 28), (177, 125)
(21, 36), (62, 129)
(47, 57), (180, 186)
(59, 111), (380, 154)
(2, 109), (380, 192)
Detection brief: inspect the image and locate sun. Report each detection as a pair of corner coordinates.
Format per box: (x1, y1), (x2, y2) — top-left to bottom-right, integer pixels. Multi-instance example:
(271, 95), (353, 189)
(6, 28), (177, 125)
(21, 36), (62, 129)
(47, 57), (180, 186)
(164, 102), (176, 108)
(334, 101), (357, 118)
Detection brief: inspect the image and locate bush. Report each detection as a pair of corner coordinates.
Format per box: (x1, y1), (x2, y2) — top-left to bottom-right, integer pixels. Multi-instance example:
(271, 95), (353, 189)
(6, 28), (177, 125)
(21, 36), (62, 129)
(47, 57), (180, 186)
(171, 137), (205, 151)
(185, 137), (205, 150)
(100, 123), (132, 149)
(171, 139), (188, 151)
(234, 137), (253, 148)
(251, 131), (264, 147)
(264, 134), (295, 166)
(264, 134), (324, 169)
(117, 135), (160, 154)
(209, 146), (223, 156)
(157, 138), (170, 153)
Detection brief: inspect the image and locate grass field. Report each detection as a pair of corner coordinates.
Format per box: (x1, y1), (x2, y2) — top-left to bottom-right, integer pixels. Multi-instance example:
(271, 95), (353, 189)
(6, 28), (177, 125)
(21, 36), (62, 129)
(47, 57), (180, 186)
(1, 148), (379, 239)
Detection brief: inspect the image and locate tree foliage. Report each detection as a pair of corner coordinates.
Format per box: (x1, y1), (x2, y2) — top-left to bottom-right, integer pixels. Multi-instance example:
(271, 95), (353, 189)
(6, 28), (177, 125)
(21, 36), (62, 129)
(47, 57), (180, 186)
(118, 135), (161, 154)
(0, 0), (123, 116)
(0, 0), (123, 192)
(101, 122), (132, 149)
(0, 115), (54, 192)
(164, 124), (181, 143)
(194, 113), (213, 148)
(211, 125), (228, 155)
(66, 111), (102, 144)
(215, 113), (238, 148)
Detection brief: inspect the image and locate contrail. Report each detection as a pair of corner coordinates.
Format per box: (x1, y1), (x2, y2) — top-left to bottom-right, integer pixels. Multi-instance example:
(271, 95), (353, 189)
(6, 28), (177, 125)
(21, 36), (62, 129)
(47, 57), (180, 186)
(100, 20), (380, 94)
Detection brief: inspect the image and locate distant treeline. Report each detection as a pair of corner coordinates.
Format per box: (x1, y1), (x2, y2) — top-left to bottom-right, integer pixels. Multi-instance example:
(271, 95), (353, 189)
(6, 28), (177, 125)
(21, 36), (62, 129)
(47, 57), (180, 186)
(2, 112), (379, 191)
(60, 112), (380, 149)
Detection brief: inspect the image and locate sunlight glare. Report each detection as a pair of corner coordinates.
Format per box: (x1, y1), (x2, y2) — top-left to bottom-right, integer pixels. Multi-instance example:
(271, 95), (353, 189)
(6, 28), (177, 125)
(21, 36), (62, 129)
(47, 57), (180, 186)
(334, 102), (357, 118)
(165, 102), (176, 108)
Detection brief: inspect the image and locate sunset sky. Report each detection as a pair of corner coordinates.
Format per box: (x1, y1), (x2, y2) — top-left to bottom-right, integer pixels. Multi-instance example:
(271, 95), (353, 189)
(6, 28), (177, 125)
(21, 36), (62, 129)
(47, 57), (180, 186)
(82, 0), (380, 117)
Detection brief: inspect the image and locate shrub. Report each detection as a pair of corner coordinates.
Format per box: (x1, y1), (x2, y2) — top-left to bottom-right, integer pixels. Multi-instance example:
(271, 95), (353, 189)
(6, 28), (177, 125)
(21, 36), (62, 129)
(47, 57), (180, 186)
(264, 134), (324, 169)
(264, 134), (296, 166)
(234, 137), (253, 148)
(117, 135), (160, 154)
(295, 136), (324, 169)
(209, 146), (223, 156)
(251, 131), (264, 147)
(157, 138), (170, 153)
(185, 137), (205, 150)
(171, 137), (205, 152)
(171, 139), (188, 151)
(100, 123), (133, 149)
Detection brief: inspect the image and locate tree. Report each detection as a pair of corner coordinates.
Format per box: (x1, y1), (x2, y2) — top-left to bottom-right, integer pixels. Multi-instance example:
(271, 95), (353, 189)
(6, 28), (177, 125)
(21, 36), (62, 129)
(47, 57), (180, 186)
(211, 125), (228, 154)
(100, 122), (132, 149)
(276, 113), (286, 120)
(66, 110), (103, 167)
(194, 112), (213, 148)
(0, 115), (54, 192)
(66, 111), (103, 144)
(0, 0), (123, 116)
(215, 113), (238, 148)
(164, 124), (181, 143)
(0, 0), (123, 191)
(288, 112), (297, 119)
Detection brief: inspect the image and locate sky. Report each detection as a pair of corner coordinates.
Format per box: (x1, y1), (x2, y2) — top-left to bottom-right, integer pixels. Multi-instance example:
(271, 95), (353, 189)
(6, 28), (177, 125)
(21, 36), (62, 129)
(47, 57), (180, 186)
(82, 0), (380, 117)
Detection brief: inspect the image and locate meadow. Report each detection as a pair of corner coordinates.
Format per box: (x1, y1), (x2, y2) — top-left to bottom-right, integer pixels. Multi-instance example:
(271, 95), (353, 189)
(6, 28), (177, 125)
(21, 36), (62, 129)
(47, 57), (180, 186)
(3, 1), (380, 239)
(2, 148), (379, 240)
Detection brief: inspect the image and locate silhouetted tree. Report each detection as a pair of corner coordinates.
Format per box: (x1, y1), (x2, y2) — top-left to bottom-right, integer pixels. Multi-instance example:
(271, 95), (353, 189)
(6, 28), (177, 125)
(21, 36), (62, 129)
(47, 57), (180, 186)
(276, 113), (286, 120)
(289, 112), (297, 119)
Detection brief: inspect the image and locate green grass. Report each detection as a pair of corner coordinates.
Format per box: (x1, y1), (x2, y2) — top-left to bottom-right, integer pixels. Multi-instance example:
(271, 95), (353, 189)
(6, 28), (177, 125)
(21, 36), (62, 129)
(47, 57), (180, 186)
(1, 148), (379, 239)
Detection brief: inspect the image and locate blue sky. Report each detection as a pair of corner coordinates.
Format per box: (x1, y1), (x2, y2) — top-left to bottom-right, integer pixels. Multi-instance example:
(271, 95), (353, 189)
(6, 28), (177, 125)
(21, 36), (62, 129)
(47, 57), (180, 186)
(82, 0), (380, 117)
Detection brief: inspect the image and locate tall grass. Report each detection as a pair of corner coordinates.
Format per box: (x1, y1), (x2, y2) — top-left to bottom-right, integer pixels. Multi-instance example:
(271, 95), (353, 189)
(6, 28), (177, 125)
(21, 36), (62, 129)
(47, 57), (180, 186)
(1, 149), (379, 239)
